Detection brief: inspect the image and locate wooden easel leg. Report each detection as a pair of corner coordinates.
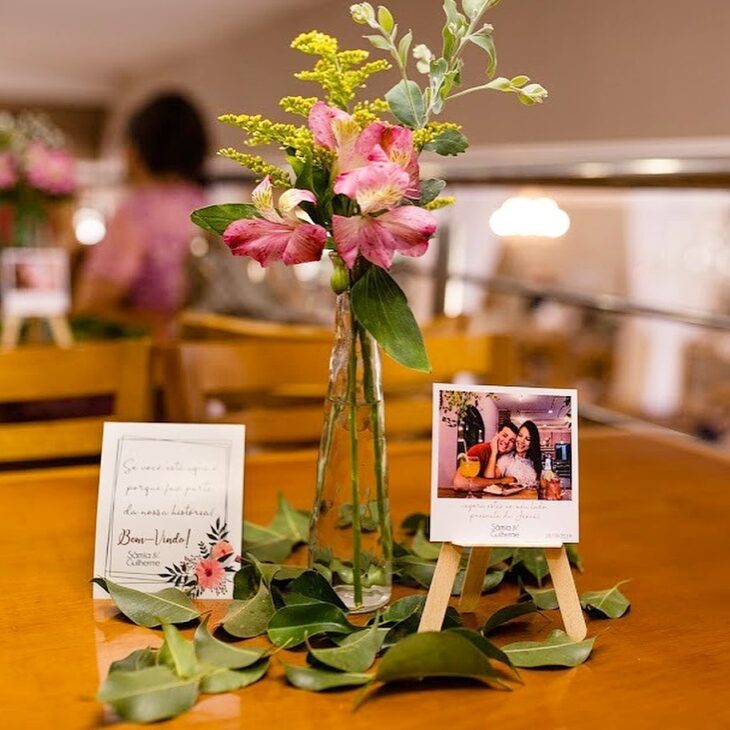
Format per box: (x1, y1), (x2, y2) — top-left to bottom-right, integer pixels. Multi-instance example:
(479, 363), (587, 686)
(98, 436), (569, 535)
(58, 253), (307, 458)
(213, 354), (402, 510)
(418, 542), (462, 632)
(1, 315), (21, 350)
(458, 546), (491, 613)
(47, 316), (73, 348)
(545, 546), (587, 641)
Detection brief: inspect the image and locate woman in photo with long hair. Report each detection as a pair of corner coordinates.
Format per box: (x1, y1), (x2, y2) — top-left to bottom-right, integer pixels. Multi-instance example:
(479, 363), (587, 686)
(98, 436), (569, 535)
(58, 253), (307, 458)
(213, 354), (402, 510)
(486, 420), (543, 488)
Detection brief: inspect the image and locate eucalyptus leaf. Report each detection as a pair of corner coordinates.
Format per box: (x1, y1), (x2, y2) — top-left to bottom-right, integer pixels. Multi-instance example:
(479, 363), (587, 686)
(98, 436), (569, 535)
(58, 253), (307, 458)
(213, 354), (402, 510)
(376, 631), (501, 684)
(395, 555), (435, 588)
(447, 628), (518, 677)
(268, 493), (310, 543)
(222, 582), (276, 638)
(109, 649), (157, 674)
(419, 178), (446, 205)
(247, 556), (307, 586)
(580, 581), (631, 618)
(352, 266), (430, 372)
(513, 548), (549, 585)
(400, 513), (429, 535)
(503, 629), (595, 668)
(308, 622), (384, 673)
(524, 586), (559, 610)
(194, 616), (266, 669)
(98, 666), (198, 724)
(489, 547), (515, 567)
(385, 79), (426, 129)
(267, 602), (357, 648)
(190, 203), (258, 236)
(199, 660), (269, 694)
(233, 564), (259, 601)
(566, 543), (584, 572)
(382, 606), (460, 649)
(482, 601), (541, 635)
(380, 595), (425, 624)
(411, 526), (441, 560)
(92, 578), (199, 628)
(159, 624), (198, 679)
(422, 128), (469, 156)
(285, 570), (348, 611)
(283, 663), (373, 692)
(243, 523), (296, 562)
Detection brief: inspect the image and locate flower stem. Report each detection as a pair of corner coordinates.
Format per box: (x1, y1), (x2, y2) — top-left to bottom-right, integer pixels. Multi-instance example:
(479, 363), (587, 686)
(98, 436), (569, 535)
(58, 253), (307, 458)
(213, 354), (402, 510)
(348, 306), (363, 607)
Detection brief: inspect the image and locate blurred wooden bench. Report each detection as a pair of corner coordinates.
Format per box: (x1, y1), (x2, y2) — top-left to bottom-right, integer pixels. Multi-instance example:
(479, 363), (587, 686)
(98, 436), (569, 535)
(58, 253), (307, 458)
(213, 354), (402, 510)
(0, 339), (151, 465)
(161, 333), (515, 448)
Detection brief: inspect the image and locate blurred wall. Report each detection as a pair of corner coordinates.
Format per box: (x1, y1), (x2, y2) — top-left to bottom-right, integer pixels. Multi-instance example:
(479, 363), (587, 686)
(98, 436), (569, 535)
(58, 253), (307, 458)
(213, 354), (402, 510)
(104, 0), (730, 154)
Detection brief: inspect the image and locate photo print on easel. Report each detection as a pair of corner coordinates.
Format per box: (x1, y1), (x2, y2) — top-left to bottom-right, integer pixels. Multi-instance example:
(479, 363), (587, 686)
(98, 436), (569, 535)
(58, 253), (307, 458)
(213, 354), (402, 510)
(430, 384), (579, 548)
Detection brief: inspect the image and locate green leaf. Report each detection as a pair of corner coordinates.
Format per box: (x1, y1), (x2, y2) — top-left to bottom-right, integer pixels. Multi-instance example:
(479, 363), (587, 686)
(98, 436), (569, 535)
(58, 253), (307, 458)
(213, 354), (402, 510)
(565, 543), (584, 572)
(423, 128), (469, 156)
(513, 548), (549, 585)
(92, 578), (199, 628)
(451, 568), (504, 596)
(376, 631), (501, 684)
(351, 265), (430, 372)
(503, 630), (595, 668)
(395, 555), (435, 588)
(108, 649), (157, 674)
(469, 30), (497, 78)
(159, 624), (198, 679)
(268, 493), (309, 543)
(385, 80), (426, 129)
(489, 547), (515, 566)
(462, 0), (486, 18)
(482, 601), (541, 635)
(199, 660), (269, 694)
(377, 5), (394, 33)
(98, 666), (198, 724)
(365, 34), (392, 51)
(443, 0), (464, 25)
(190, 204), (258, 236)
(380, 595), (425, 624)
(447, 628), (518, 676)
(283, 663), (373, 691)
(285, 570), (348, 611)
(419, 178), (446, 205)
(194, 616), (266, 669)
(308, 622), (385, 673)
(411, 526), (441, 560)
(222, 582), (276, 638)
(524, 586), (559, 610)
(247, 556), (307, 586)
(580, 581), (631, 618)
(243, 522), (296, 562)
(267, 602), (357, 648)
(397, 30), (413, 67)
(400, 513), (429, 535)
(510, 74), (530, 87)
(233, 564), (259, 600)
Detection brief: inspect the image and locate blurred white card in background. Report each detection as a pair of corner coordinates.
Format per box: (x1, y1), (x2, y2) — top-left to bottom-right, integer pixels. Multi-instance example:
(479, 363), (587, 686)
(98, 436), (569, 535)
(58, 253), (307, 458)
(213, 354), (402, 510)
(93, 422), (245, 598)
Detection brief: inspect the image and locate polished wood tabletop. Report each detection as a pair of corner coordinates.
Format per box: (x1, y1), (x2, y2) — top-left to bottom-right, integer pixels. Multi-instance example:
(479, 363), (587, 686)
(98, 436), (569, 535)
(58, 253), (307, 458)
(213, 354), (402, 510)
(2, 428), (729, 729)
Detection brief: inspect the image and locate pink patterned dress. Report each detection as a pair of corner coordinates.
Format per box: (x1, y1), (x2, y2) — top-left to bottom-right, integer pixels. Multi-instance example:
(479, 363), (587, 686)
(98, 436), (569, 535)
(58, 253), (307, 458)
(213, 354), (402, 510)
(83, 183), (204, 313)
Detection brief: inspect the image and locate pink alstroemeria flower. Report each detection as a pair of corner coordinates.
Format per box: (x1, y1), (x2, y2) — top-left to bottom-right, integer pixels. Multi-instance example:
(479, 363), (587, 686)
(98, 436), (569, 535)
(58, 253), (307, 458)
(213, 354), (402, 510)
(355, 122), (420, 199)
(25, 142), (76, 195)
(333, 206), (437, 269)
(223, 176), (328, 267)
(334, 161), (410, 214)
(0, 151), (18, 190)
(308, 101), (362, 174)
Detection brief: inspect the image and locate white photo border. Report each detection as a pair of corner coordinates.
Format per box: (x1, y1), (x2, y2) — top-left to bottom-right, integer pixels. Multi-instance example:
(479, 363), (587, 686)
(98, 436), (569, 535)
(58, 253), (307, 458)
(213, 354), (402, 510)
(430, 383), (579, 548)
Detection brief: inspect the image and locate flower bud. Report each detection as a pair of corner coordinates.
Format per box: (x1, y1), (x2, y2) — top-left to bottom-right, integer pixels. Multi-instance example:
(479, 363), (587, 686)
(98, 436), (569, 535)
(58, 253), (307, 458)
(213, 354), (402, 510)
(330, 253), (350, 293)
(350, 3), (376, 26)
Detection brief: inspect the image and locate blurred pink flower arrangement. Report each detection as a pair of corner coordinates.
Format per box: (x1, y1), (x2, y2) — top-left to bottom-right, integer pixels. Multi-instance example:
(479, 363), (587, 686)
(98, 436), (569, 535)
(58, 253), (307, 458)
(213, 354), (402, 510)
(0, 111), (77, 246)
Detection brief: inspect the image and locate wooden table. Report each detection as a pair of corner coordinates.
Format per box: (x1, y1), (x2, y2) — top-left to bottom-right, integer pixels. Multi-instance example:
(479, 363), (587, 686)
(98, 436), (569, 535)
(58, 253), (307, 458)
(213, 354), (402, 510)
(2, 428), (729, 728)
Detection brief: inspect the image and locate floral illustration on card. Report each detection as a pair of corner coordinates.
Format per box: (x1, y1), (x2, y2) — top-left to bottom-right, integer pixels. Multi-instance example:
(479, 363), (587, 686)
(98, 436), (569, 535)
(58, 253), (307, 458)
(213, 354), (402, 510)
(158, 516), (239, 597)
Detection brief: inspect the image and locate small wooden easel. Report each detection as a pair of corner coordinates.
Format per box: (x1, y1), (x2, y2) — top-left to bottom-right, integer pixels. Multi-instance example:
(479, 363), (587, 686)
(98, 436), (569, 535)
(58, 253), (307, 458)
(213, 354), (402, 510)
(418, 543), (587, 641)
(1, 314), (73, 349)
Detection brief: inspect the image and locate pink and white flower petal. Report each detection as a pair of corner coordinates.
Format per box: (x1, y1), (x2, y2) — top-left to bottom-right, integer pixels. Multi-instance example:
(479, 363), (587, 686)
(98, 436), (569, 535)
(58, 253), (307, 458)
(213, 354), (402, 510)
(281, 223), (328, 265)
(332, 214), (396, 269)
(309, 101), (347, 149)
(251, 176), (283, 223)
(376, 206), (437, 258)
(334, 162), (409, 214)
(278, 188), (317, 221)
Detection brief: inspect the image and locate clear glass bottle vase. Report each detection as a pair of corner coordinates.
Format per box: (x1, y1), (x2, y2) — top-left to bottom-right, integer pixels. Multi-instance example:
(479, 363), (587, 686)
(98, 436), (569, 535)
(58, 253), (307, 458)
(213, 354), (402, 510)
(309, 290), (392, 613)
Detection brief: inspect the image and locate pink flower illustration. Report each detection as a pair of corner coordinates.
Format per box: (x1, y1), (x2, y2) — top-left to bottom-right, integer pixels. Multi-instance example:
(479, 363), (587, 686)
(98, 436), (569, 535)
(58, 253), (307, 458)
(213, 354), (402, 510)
(0, 151), (17, 190)
(25, 142), (76, 195)
(211, 540), (234, 560)
(333, 205), (437, 269)
(194, 557), (226, 590)
(223, 176), (328, 266)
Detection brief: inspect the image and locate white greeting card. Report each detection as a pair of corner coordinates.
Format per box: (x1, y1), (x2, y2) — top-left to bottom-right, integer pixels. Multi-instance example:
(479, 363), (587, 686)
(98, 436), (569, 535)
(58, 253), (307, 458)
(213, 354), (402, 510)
(430, 384), (579, 547)
(93, 422), (245, 598)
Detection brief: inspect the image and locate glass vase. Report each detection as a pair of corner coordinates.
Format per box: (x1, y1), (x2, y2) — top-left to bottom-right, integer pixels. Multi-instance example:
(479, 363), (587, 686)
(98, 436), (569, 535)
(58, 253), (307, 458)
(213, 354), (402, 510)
(309, 290), (392, 613)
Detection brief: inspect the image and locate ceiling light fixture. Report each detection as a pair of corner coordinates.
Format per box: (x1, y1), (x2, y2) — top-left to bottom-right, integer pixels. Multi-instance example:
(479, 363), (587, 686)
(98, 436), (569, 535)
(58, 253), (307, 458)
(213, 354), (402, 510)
(489, 195), (570, 238)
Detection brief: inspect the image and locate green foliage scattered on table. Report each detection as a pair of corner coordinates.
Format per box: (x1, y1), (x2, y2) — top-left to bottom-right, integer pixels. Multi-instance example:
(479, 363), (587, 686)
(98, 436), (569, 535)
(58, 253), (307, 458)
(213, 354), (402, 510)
(95, 507), (629, 723)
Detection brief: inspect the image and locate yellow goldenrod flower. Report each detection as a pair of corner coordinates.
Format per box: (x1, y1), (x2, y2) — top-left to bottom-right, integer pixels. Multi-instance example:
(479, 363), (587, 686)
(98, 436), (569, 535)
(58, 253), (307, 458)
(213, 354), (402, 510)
(424, 196), (456, 210)
(217, 148), (292, 188)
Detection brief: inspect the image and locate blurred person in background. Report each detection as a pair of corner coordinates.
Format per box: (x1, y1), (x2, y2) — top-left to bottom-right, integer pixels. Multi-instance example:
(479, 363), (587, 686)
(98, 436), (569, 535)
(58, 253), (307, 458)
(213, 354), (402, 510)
(75, 92), (208, 339)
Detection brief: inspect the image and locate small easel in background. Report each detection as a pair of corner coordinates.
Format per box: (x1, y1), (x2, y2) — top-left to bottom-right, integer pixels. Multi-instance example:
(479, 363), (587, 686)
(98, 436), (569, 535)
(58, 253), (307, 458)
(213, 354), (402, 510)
(1, 248), (73, 350)
(418, 543), (587, 641)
